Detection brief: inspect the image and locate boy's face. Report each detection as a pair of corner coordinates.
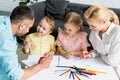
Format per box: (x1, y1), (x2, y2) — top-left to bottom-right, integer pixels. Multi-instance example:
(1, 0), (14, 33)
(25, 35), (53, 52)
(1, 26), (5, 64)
(36, 19), (52, 36)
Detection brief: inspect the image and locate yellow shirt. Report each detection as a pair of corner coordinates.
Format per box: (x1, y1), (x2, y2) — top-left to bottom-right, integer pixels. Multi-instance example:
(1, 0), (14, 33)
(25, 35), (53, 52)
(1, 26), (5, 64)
(25, 33), (55, 56)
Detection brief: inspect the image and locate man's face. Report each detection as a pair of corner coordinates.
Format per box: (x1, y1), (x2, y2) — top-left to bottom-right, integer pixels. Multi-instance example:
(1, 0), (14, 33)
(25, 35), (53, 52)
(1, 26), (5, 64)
(16, 19), (34, 36)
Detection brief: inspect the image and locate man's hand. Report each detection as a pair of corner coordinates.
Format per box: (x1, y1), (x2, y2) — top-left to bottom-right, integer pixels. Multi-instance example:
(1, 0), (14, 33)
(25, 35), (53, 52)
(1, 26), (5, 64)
(38, 53), (53, 70)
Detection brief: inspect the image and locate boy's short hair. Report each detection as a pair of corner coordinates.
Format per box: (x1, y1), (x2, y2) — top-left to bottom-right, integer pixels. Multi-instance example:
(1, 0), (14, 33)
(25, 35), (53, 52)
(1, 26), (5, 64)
(42, 15), (56, 31)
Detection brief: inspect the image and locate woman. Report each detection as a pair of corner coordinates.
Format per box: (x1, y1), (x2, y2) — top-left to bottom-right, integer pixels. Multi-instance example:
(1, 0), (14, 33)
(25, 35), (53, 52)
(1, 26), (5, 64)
(82, 4), (120, 79)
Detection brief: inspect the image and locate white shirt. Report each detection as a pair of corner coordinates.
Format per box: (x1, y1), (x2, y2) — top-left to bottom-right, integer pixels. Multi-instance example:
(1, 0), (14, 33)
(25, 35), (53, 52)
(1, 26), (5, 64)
(89, 22), (120, 78)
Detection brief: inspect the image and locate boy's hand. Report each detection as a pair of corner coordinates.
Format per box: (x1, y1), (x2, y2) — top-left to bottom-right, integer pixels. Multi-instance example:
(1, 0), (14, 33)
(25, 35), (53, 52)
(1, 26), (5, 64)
(25, 41), (32, 49)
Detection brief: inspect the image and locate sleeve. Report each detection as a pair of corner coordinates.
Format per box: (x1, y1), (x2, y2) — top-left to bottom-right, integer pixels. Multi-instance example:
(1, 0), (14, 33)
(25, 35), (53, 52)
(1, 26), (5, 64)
(56, 28), (64, 46)
(25, 34), (32, 42)
(101, 31), (120, 67)
(50, 36), (56, 51)
(0, 35), (24, 80)
(90, 50), (100, 58)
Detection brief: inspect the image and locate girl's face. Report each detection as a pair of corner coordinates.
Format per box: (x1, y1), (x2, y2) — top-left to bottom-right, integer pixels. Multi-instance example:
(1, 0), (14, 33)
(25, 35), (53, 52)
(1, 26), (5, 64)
(64, 23), (80, 37)
(36, 19), (52, 36)
(86, 19), (107, 32)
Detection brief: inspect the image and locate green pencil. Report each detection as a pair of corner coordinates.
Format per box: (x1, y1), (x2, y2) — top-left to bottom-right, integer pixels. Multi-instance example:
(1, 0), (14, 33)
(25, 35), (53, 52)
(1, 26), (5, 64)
(61, 46), (72, 55)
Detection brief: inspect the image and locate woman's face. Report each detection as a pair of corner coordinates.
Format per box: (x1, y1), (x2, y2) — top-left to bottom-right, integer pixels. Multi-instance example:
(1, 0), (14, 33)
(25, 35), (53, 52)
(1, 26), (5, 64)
(64, 23), (80, 37)
(86, 19), (106, 32)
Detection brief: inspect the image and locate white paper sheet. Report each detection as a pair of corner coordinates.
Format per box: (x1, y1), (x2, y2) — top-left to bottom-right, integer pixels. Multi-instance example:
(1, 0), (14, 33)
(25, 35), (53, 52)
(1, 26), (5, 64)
(21, 55), (119, 80)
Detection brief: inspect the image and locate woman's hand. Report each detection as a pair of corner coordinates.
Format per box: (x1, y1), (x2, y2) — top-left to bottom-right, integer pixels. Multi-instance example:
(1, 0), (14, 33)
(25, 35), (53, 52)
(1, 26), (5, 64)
(80, 50), (92, 59)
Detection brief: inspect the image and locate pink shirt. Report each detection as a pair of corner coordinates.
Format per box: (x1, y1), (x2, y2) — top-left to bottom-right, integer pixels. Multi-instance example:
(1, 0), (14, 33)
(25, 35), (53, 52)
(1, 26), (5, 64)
(56, 28), (90, 52)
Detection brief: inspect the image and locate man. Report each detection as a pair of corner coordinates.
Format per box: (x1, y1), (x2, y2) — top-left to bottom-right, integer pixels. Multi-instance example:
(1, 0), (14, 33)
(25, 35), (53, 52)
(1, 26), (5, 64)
(0, 6), (52, 80)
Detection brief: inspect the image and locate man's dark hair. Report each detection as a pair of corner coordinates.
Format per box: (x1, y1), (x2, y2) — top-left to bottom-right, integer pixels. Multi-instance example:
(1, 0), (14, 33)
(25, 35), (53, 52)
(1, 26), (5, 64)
(10, 6), (35, 24)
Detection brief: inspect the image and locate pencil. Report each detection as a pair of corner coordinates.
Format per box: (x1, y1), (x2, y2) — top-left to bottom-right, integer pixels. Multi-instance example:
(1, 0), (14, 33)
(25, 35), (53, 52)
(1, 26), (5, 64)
(73, 72), (81, 80)
(58, 56), (60, 66)
(71, 71), (75, 80)
(59, 69), (71, 76)
(19, 37), (27, 44)
(81, 70), (96, 75)
(61, 46), (72, 55)
(56, 66), (73, 68)
(55, 69), (69, 72)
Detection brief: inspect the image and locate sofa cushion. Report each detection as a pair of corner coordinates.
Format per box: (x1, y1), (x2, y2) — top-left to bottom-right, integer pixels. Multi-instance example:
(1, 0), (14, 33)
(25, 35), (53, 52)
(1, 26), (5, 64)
(45, 0), (69, 20)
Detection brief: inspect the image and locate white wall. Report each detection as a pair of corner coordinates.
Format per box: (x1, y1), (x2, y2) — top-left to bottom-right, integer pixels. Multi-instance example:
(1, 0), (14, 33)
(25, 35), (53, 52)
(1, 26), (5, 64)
(0, 0), (120, 12)
(0, 0), (45, 12)
(0, 0), (19, 12)
(70, 0), (120, 8)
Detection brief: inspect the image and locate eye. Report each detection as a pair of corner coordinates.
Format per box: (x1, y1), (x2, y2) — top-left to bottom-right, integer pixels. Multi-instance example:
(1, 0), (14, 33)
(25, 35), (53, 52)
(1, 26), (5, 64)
(39, 24), (42, 27)
(90, 25), (96, 28)
(69, 29), (72, 32)
(43, 27), (46, 30)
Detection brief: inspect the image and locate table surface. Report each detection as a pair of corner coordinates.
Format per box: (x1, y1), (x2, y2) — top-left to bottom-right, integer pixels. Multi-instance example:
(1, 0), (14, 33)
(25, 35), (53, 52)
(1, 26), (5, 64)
(22, 55), (119, 80)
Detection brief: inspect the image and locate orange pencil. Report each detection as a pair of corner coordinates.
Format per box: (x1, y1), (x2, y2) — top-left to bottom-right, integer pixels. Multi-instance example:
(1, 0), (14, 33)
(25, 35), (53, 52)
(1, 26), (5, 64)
(73, 72), (81, 80)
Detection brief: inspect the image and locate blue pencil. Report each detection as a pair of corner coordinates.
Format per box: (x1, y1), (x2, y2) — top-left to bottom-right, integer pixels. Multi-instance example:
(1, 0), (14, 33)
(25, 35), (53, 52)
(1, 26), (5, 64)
(56, 66), (73, 68)
(71, 71), (75, 80)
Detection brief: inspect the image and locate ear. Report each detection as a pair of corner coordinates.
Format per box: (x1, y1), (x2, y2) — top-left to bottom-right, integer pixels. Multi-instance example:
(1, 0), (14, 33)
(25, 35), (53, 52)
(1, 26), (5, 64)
(18, 23), (25, 30)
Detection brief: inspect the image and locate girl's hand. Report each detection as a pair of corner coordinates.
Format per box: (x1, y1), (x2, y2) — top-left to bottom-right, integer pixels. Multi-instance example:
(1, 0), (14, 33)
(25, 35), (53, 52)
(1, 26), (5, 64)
(80, 50), (92, 59)
(64, 53), (73, 59)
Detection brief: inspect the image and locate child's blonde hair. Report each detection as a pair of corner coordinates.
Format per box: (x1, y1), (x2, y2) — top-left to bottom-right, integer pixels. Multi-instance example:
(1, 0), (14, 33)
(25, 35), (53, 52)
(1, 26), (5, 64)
(84, 5), (119, 25)
(64, 12), (83, 31)
(41, 15), (55, 30)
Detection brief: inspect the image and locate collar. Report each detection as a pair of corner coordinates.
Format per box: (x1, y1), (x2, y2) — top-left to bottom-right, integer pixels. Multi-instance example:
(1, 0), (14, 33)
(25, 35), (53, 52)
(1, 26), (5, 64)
(105, 22), (116, 35)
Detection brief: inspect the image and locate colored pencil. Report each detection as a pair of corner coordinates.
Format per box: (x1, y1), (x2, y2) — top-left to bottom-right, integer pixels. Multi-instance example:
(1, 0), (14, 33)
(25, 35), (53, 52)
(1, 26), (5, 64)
(73, 72), (81, 80)
(59, 69), (71, 76)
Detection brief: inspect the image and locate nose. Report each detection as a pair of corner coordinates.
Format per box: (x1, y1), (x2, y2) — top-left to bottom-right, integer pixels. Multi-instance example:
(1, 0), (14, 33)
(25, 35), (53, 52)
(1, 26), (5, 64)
(39, 27), (43, 31)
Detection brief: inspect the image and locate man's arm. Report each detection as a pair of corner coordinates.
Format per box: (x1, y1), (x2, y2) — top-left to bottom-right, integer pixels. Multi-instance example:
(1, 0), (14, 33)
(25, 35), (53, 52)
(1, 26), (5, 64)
(21, 53), (52, 80)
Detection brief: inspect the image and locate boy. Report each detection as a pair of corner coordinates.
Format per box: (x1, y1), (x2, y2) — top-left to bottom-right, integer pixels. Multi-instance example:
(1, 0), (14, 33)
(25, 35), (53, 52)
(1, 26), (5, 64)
(23, 16), (56, 56)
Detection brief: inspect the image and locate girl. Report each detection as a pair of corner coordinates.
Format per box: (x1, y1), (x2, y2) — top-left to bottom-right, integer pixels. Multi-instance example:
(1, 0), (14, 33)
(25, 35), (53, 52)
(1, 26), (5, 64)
(83, 5), (120, 79)
(56, 12), (90, 59)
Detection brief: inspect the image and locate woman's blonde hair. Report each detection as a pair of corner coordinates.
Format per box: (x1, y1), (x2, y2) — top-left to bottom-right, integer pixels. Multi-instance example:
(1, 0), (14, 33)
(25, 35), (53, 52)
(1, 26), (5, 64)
(64, 12), (83, 31)
(84, 5), (119, 25)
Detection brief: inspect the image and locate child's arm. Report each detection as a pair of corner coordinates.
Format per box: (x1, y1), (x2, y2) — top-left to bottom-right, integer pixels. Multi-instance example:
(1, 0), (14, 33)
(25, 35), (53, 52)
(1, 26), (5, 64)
(57, 46), (72, 59)
(22, 41), (32, 54)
